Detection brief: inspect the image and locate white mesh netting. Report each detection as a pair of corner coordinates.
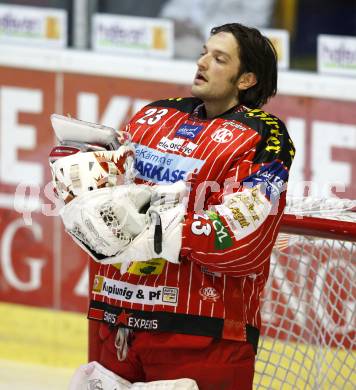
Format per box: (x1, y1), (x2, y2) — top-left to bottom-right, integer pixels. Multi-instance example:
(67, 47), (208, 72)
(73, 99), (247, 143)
(285, 196), (356, 221)
(254, 198), (356, 389)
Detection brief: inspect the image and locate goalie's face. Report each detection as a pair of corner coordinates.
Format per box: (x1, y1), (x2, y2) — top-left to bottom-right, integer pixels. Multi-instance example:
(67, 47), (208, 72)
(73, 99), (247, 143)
(191, 32), (257, 115)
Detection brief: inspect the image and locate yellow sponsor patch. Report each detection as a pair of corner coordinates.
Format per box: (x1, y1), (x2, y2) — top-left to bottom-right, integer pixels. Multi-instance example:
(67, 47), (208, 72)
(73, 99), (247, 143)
(112, 258), (166, 275)
(92, 275), (104, 293)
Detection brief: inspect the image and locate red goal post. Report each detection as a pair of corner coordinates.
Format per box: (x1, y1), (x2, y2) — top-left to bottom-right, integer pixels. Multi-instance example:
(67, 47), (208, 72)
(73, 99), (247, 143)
(88, 197), (356, 389)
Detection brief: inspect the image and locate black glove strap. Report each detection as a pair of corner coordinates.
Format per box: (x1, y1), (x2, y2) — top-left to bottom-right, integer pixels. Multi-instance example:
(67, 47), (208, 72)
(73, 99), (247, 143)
(150, 210), (162, 255)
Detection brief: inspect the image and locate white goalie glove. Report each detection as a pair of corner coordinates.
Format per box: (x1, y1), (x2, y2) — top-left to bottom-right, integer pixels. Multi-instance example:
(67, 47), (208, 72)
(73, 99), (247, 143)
(113, 181), (188, 269)
(49, 114), (188, 269)
(50, 113), (129, 150)
(59, 181), (188, 270)
(49, 114), (135, 204)
(60, 184), (152, 263)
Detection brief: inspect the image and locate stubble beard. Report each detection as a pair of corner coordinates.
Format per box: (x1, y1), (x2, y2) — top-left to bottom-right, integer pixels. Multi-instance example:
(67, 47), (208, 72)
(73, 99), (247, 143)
(191, 74), (239, 103)
(191, 84), (205, 99)
(191, 84), (216, 103)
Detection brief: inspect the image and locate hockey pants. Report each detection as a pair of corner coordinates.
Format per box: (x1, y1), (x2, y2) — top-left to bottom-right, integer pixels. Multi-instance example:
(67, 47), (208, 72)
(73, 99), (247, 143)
(98, 323), (255, 390)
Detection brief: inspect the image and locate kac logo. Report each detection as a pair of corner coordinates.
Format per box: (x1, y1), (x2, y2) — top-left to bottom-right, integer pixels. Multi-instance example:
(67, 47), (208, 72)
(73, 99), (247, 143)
(199, 286), (221, 302)
(211, 128), (233, 143)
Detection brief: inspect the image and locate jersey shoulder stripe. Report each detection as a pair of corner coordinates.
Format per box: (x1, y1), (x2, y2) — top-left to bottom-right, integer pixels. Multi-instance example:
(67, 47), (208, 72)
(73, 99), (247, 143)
(147, 97), (202, 113)
(221, 108), (281, 137)
(222, 108), (295, 168)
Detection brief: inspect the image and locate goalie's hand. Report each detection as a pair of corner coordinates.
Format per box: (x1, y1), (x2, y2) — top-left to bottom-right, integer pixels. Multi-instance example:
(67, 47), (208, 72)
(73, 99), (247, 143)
(60, 184), (152, 261)
(113, 181), (188, 271)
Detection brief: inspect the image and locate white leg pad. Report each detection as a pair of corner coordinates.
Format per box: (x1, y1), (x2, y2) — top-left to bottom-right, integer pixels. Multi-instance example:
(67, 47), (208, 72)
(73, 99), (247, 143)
(131, 378), (199, 389)
(68, 361), (131, 389)
(68, 361), (199, 390)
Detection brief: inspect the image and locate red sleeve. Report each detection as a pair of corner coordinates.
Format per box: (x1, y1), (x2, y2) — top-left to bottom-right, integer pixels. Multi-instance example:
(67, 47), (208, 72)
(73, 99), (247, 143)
(180, 153), (292, 277)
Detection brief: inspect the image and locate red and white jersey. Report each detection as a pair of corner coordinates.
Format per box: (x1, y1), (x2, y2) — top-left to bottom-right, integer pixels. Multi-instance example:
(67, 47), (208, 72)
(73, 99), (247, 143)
(88, 97), (295, 352)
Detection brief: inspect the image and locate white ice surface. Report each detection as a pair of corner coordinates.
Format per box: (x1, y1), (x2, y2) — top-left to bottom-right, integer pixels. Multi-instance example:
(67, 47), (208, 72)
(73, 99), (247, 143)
(0, 359), (74, 390)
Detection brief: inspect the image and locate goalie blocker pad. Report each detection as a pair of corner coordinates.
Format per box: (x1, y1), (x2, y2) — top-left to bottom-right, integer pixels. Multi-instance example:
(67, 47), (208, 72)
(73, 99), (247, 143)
(50, 114), (129, 150)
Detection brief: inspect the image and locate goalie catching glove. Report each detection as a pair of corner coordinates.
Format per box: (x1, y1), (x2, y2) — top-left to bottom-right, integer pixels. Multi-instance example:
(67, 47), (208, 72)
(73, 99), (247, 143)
(49, 114), (188, 270)
(60, 184), (152, 262)
(49, 114), (135, 204)
(60, 181), (188, 271)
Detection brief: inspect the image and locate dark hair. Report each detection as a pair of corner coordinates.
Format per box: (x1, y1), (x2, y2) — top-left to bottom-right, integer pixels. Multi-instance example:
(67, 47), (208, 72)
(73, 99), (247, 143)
(211, 23), (278, 108)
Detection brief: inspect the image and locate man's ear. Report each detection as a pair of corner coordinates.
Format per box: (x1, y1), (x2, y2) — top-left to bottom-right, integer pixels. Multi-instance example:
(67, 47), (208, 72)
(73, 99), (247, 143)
(237, 72), (257, 90)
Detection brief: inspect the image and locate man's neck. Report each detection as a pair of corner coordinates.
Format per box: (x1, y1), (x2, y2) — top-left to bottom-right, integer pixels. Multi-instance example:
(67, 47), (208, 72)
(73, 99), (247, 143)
(203, 99), (239, 119)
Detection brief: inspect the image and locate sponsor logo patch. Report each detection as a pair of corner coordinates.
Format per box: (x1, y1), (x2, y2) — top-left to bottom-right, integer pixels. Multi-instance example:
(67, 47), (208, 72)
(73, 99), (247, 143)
(243, 161), (288, 201)
(103, 310), (131, 325)
(92, 275), (179, 306)
(225, 121), (248, 131)
(103, 310), (159, 330)
(215, 186), (272, 241)
(175, 123), (203, 140)
(93, 275), (104, 293)
(112, 258), (166, 276)
(162, 287), (179, 304)
(157, 136), (198, 156)
(211, 128), (233, 143)
(206, 211), (233, 250)
(182, 141), (198, 156)
(245, 109), (285, 154)
(157, 136), (185, 152)
(134, 143), (204, 183)
(127, 316), (159, 330)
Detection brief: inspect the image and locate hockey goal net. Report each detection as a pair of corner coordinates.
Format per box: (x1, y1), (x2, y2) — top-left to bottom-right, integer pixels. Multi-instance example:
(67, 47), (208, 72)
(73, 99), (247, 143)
(254, 197), (356, 390)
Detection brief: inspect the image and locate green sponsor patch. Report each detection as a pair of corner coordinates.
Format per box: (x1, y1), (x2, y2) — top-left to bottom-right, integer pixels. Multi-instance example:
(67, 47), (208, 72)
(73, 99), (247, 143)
(207, 211), (233, 250)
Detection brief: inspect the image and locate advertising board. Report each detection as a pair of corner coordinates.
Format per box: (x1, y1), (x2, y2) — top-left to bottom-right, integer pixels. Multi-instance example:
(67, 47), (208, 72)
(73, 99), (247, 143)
(318, 34), (356, 77)
(0, 4), (67, 48)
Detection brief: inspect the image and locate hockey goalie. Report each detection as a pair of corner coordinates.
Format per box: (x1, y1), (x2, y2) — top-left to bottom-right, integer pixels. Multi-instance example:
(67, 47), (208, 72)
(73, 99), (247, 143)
(49, 24), (296, 389)
(49, 114), (198, 390)
(49, 22), (295, 390)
